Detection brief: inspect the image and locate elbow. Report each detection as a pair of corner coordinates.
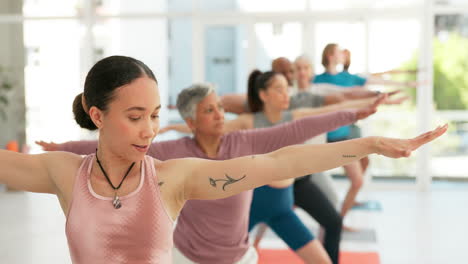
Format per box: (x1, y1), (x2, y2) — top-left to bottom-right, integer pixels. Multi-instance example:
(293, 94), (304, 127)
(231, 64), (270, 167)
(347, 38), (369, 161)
(267, 151), (294, 181)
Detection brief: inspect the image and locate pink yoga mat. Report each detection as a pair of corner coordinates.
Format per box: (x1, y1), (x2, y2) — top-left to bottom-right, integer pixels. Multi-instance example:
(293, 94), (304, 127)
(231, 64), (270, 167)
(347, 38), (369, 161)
(258, 249), (380, 264)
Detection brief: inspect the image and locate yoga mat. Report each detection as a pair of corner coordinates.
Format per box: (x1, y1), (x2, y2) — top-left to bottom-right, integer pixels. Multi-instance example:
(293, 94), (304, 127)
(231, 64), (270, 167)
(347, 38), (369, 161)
(342, 228), (377, 243)
(351, 200), (382, 211)
(258, 249), (380, 264)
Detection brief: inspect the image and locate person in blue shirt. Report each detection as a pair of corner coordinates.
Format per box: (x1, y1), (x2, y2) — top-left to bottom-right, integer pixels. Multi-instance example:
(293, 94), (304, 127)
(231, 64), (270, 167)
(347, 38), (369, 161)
(314, 43), (367, 88)
(314, 44), (376, 229)
(313, 44), (416, 230)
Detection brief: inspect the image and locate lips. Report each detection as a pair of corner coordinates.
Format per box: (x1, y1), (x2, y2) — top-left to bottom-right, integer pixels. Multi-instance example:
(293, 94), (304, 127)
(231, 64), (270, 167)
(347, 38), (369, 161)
(132, 144), (149, 152)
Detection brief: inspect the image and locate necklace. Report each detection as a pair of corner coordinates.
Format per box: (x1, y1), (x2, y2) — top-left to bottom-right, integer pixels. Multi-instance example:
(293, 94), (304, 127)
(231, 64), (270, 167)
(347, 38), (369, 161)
(95, 149), (135, 209)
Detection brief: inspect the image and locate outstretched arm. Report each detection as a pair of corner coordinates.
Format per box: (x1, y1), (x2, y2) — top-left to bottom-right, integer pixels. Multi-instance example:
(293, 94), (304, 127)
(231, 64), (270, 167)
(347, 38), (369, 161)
(322, 87), (379, 105)
(37, 140), (97, 155)
(293, 93), (386, 120)
(159, 114), (252, 135)
(371, 69), (418, 77)
(177, 124), (447, 200)
(220, 93), (248, 114)
(158, 123), (192, 134)
(339, 88), (383, 100)
(366, 76), (418, 88)
(0, 151), (62, 193)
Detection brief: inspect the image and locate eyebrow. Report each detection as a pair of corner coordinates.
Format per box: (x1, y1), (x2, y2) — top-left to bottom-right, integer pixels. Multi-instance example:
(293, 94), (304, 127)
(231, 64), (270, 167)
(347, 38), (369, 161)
(125, 105), (161, 112)
(205, 102), (223, 107)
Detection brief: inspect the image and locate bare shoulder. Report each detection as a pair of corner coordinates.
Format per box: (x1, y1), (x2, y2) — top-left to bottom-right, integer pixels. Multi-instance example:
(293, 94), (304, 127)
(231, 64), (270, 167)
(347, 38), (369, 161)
(154, 157), (202, 192)
(44, 151), (84, 194)
(43, 151), (83, 171)
(154, 158), (187, 185)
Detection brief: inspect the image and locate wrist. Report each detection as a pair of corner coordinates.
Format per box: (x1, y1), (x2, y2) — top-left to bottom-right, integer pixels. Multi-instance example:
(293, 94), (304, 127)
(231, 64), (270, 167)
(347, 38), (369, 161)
(366, 136), (381, 155)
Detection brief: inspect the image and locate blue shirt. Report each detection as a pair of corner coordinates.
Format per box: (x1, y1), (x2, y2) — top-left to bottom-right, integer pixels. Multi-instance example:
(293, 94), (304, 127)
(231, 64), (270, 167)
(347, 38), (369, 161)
(313, 71), (367, 87)
(313, 71), (367, 140)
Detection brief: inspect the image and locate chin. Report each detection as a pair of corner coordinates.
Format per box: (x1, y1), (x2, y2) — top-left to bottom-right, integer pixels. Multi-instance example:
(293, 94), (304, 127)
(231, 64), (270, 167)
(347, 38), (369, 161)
(129, 149), (148, 160)
(212, 129), (224, 136)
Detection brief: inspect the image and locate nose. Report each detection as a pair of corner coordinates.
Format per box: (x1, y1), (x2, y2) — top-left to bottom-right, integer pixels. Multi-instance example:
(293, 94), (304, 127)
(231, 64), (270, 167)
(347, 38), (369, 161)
(141, 118), (158, 139)
(214, 107), (224, 120)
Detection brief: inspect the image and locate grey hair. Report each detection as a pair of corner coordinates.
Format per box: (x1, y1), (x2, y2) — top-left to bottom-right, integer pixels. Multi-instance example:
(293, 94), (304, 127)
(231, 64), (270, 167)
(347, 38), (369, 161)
(294, 54), (312, 65)
(176, 83), (216, 120)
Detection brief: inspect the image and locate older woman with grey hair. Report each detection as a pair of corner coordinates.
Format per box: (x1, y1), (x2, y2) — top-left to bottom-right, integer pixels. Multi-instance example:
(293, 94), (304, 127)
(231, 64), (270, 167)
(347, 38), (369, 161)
(162, 69), (391, 263)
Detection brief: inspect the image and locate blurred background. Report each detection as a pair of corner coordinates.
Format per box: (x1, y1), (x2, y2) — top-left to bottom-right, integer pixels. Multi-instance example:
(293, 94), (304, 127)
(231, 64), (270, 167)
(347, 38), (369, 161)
(1, 0), (468, 186)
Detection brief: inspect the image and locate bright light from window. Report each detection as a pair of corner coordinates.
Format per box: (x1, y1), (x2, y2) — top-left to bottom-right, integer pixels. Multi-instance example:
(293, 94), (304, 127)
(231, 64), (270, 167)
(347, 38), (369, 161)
(237, 0), (307, 12)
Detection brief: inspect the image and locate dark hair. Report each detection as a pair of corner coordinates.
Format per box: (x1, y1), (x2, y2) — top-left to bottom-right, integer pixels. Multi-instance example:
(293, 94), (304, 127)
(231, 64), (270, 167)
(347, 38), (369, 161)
(73, 55), (157, 130)
(247, 69), (278, 113)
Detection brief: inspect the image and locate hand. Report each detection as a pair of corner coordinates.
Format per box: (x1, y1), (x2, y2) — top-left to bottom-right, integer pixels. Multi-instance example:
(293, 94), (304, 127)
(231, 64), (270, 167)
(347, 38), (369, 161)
(355, 94), (386, 120)
(383, 95), (410, 105)
(386, 90), (402, 97)
(35, 140), (60, 151)
(374, 124), (448, 158)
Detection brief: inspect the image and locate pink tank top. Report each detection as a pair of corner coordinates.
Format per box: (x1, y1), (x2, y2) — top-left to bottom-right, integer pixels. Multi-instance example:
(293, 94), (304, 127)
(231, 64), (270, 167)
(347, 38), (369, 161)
(66, 154), (174, 264)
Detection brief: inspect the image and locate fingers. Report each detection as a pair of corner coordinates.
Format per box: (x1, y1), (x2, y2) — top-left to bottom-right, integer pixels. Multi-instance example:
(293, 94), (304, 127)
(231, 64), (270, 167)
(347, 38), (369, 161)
(34, 140), (58, 150)
(411, 124), (448, 149)
(403, 149), (412, 157)
(35, 140), (50, 151)
(384, 96), (410, 105)
(35, 140), (46, 147)
(387, 90), (402, 97)
(372, 94), (387, 108)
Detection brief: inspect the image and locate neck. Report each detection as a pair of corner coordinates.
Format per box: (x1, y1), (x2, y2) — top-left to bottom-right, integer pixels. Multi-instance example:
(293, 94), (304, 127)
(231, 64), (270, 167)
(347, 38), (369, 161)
(262, 104), (283, 124)
(94, 143), (140, 186)
(326, 63), (338, 75)
(297, 78), (310, 91)
(194, 133), (222, 158)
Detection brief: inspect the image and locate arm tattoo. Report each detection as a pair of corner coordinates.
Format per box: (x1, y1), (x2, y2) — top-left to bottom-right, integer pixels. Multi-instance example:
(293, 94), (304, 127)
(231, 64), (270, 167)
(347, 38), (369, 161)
(209, 174), (247, 191)
(342, 155), (357, 158)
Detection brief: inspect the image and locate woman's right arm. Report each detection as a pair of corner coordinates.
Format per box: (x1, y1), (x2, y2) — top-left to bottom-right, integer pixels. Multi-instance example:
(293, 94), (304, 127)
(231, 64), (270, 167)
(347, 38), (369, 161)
(0, 150), (58, 193)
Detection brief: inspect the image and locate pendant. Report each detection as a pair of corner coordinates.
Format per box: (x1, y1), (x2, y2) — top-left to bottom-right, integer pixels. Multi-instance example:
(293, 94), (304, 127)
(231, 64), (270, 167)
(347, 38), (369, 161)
(113, 192), (122, 209)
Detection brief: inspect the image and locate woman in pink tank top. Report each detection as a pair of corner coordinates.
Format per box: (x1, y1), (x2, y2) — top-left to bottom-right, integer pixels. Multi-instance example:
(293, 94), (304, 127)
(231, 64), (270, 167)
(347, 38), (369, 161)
(0, 55), (447, 264)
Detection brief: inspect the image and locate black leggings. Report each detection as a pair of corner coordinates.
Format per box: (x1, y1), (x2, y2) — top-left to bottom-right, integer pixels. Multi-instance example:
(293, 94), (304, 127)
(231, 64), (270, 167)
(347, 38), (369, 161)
(293, 175), (342, 264)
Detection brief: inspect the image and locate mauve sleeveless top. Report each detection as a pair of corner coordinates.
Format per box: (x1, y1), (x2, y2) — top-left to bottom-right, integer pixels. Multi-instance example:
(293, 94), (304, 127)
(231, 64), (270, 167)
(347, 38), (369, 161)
(66, 154), (174, 264)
